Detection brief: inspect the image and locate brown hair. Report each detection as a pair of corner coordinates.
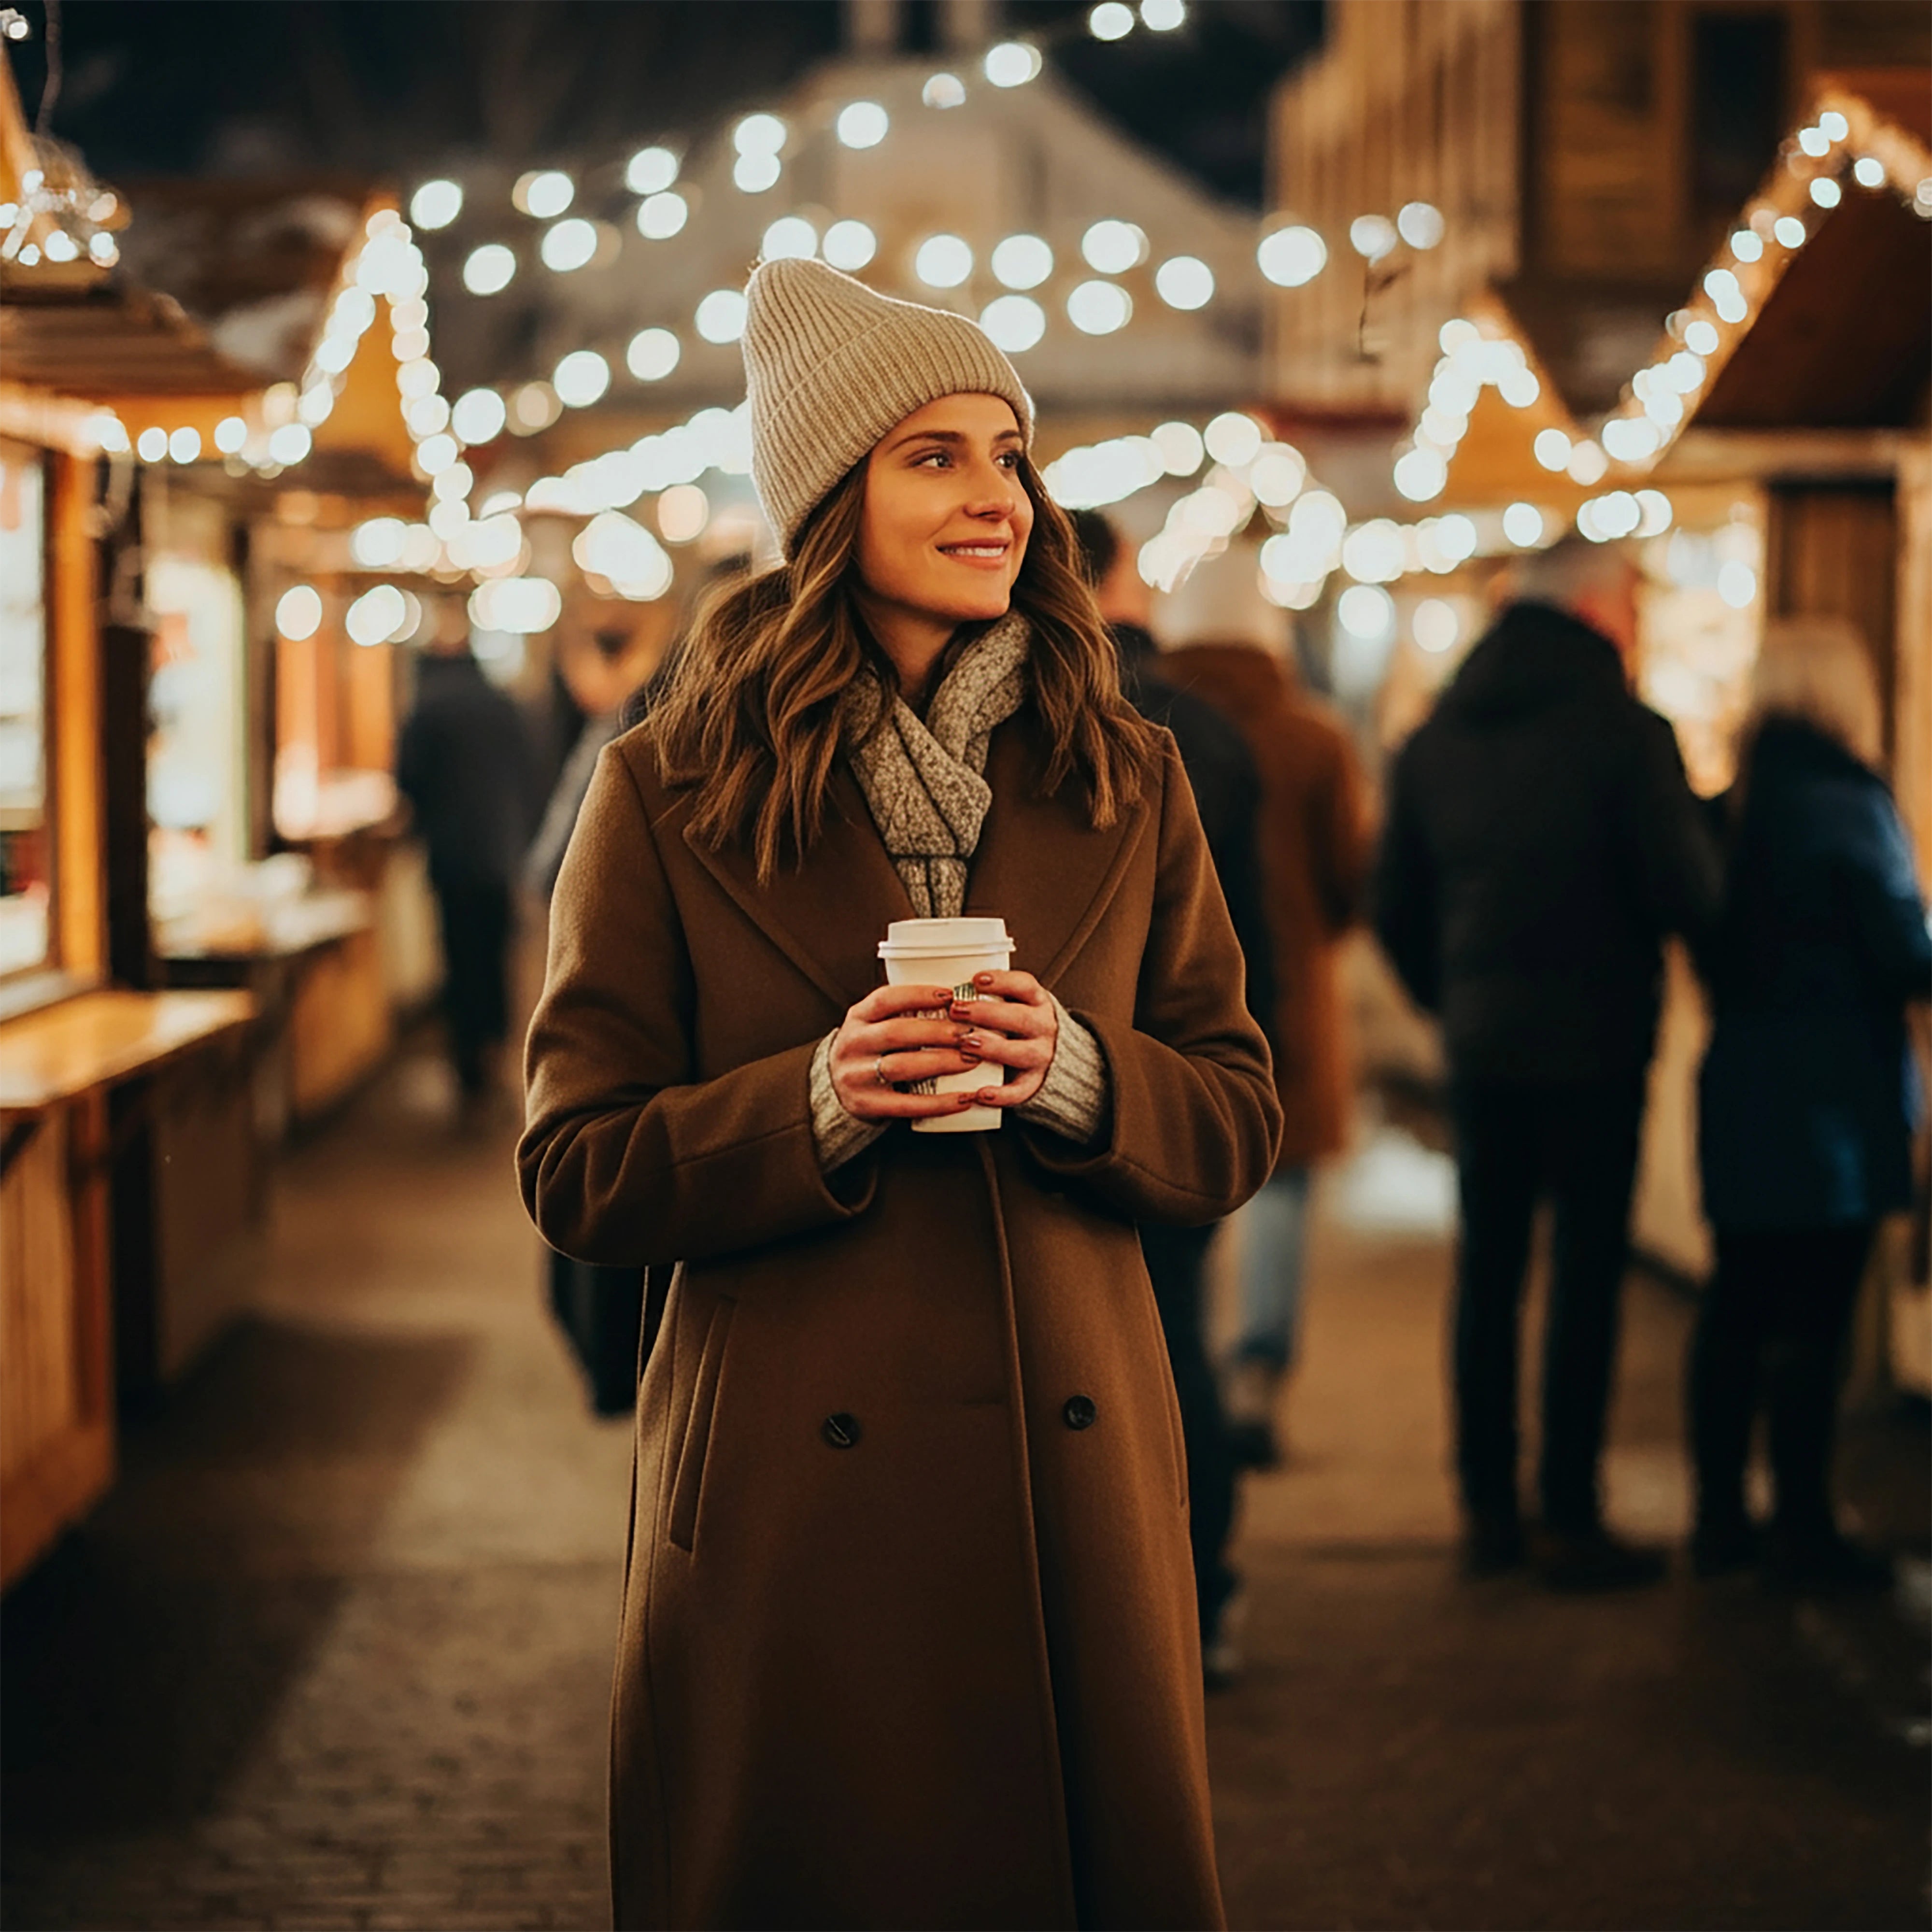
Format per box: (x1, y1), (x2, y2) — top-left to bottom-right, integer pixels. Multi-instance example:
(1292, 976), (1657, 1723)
(1749, 615), (1883, 769)
(651, 451), (1157, 879)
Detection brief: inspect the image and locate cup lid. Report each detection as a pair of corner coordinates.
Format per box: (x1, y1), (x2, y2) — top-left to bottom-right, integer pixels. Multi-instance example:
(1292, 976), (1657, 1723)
(878, 915), (1013, 956)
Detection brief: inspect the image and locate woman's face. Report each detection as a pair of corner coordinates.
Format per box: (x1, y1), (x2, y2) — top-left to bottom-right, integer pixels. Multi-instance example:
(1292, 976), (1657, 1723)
(856, 394), (1033, 631)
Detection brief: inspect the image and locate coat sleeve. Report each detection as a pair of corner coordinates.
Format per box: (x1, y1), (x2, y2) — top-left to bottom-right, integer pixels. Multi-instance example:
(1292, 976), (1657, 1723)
(1017, 738), (1282, 1226)
(1371, 738), (1441, 1014)
(1833, 782), (1932, 1004)
(518, 744), (875, 1267)
(1625, 708), (1720, 962)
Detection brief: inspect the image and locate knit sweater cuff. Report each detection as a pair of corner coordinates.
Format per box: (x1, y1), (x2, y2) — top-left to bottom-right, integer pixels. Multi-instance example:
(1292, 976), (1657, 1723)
(1016, 998), (1109, 1146)
(810, 1031), (888, 1173)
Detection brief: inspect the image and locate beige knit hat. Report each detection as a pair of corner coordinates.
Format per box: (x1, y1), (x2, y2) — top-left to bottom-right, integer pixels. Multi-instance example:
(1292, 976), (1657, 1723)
(741, 257), (1034, 558)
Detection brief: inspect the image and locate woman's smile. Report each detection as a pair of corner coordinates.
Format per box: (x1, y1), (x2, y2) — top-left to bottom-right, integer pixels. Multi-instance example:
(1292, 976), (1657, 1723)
(937, 537), (1013, 568)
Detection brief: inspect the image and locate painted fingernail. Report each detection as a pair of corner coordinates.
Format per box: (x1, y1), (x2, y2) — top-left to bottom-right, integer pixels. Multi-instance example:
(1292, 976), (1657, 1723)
(974, 973), (995, 986)
(959, 1034), (981, 1050)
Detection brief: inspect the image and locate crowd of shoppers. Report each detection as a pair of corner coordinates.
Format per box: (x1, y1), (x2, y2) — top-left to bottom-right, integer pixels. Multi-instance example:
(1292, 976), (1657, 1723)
(1375, 548), (1926, 1594)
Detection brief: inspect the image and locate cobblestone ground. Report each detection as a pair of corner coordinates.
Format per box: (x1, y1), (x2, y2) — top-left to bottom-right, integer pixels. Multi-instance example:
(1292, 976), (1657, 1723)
(3, 1047), (634, 1931)
(3, 1060), (1926, 1930)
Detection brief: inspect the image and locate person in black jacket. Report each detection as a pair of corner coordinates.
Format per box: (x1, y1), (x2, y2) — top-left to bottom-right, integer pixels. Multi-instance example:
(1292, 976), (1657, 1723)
(1375, 538), (1718, 1588)
(1072, 509), (1274, 1682)
(1691, 618), (1931, 1590)
(396, 611), (540, 1108)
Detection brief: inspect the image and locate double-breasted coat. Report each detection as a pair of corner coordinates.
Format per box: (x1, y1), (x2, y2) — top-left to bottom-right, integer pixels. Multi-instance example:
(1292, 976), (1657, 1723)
(519, 705), (1281, 1931)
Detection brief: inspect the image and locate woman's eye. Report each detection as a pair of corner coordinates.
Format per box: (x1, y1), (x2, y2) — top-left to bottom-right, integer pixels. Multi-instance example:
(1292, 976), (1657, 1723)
(996, 451), (1020, 469)
(913, 450), (950, 469)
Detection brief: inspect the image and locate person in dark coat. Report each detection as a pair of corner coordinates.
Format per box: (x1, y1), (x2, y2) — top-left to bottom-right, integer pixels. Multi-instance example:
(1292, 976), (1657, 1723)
(396, 611), (540, 1106)
(1690, 617), (1931, 1590)
(1162, 637), (1372, 1470)
(1071, 509), (1273, 1683)
(527, 625), (660, 1416)
(1374, 537), (1718, 1588)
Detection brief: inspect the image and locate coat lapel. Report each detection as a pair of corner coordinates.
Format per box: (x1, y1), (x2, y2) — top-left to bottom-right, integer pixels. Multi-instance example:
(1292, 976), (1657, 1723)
(682, 768), (915, 1011)
(965, 715), (1153, 986)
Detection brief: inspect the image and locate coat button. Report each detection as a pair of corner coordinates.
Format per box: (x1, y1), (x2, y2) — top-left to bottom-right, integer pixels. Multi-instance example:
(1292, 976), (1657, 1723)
(1062, 1394), (1097, 1431)
(821, 1412), (862, 1449)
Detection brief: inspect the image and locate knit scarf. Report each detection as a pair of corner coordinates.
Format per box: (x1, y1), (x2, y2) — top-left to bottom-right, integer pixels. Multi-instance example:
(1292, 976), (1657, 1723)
(843, 613), (1030, 918)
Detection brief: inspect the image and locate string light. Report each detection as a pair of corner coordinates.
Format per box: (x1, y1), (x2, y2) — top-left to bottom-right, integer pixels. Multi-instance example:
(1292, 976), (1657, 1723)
(1140, 0), (1185, 27)
(626, 328), (681, 381)
(463, 243), (516, 295)
(637, 192), (688, 240)
(514, 170), (574, 218)
(553, 350), (611, 408)
(1090, 3), (1134, 39)
(823, 220), (877, 270)
(695, 288), (748, 343)
(1257, 225), (1325, 287)
(541, 218), (599, 272)
(837, 101), (890, 149)
(1348, 214), (1397, 262)
(1395, 201), (1444, 249)
(991, 234), (1053, 290)
(1067, 280), (1131, 334)
(1154, 256), (1214, 310)
(410, 180), (462, 229)
(914, 234), (973, 288)
(761, 215), (817, 261)
(980, 295), (1047, 353)
(625, 147), (679, 195)
(983, 42), (1042, 87)
(1081, 220), (1148, 273)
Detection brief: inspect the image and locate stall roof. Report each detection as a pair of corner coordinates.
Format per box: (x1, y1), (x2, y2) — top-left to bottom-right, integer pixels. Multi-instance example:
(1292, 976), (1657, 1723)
(112, 178), (372, 387)
(0, 281), (257, 396)
(1696, 74), (1931, 431)
(1603, 71), (1931, 476)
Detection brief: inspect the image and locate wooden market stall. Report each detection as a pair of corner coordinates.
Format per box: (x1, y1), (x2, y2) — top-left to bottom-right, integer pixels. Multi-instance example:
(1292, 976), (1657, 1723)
(0, 140), (260, 1577)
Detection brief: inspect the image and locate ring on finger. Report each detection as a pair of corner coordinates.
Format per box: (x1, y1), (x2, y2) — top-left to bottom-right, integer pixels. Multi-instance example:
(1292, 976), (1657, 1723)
(873, 1053), (891, 1089)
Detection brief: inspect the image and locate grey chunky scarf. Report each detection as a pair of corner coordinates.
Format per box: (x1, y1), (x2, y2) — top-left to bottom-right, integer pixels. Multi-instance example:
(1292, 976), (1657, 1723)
(843, 613), (1030, 917)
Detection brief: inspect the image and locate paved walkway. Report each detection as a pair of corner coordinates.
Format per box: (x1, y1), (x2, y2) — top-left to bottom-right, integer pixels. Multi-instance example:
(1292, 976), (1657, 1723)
(2, 1051), (1925, 1930)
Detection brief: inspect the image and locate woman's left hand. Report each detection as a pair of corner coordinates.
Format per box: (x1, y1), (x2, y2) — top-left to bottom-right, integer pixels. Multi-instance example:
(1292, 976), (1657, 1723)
(950, 971), (1058, 1109)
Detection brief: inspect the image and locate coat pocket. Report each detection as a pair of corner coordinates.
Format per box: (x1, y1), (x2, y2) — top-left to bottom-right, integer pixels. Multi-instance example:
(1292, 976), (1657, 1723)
(668, 1296), (734, 1552)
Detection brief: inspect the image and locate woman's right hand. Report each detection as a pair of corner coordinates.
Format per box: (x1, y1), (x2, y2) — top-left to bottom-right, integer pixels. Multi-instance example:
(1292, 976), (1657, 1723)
(828, 983), (987, 1122)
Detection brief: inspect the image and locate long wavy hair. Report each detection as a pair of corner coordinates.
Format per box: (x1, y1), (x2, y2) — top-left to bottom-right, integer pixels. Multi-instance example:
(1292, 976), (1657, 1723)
(651, 451), (1158, 880)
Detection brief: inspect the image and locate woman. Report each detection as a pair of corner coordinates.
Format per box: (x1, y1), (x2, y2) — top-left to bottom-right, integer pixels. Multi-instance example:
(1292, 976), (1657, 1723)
(1690, 617), (1931, 1588)
(520, 259), (1280, 1930)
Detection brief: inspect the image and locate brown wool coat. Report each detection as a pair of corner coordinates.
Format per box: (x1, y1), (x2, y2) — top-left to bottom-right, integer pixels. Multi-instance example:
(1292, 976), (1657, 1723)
(1161, 645), (1371, 1168)
(520, 708), (1280, 1932)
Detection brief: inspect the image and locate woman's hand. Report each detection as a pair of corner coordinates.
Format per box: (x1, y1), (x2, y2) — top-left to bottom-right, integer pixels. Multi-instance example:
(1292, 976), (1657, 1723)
(950, 970), (1058, 1110)
(829, 983), (991, 1121)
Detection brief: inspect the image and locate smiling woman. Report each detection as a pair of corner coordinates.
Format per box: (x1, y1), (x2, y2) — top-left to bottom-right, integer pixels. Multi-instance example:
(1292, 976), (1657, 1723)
(519, 258), (1280, 1932)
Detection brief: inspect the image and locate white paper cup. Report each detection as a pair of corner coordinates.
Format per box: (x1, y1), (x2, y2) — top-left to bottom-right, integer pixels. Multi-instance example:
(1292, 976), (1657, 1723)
(877, 916), (1015, 1133)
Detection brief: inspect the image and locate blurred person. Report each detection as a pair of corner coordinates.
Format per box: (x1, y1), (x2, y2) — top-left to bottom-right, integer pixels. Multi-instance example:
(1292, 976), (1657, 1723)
(520, 261), (1278, 1929)
(1163, 630), (1372, 1470)
(1374, 538), (1718, 1589)
(1690, 618), (1931, 1590)
(397, 605), (540, 1109)
(527, 624), (656, 1416)
(1071, 507), (1274, 1685)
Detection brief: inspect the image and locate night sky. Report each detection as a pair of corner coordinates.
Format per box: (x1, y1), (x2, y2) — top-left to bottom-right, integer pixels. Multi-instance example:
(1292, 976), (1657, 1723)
(7, 0), (1323, 209)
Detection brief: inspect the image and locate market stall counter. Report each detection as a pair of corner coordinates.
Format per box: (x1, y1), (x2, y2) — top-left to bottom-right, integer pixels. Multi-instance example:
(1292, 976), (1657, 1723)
(0, 986), (254, 1588)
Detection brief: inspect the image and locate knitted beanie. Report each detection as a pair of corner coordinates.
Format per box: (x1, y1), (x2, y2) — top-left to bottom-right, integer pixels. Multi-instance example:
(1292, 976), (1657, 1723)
(740, 257), (1034, 558)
